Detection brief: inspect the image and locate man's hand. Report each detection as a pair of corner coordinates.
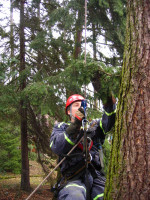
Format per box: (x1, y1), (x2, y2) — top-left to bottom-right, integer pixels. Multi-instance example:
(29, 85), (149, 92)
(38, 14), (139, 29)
(66, 108), (85, 138)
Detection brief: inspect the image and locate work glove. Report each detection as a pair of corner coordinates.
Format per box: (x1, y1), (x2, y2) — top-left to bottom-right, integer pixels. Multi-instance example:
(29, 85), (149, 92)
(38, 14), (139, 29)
(86, 120), (98, 138)
(66, 107), (85, 139)
(74, 107), (85, 123)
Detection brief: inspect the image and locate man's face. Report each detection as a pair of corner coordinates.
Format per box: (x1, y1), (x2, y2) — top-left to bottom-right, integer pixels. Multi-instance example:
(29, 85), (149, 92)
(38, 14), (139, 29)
(68, 101), (81, 122)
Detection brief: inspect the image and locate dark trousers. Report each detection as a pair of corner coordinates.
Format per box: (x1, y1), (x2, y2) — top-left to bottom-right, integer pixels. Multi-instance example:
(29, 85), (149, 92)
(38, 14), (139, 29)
(58, 170), (106, 200)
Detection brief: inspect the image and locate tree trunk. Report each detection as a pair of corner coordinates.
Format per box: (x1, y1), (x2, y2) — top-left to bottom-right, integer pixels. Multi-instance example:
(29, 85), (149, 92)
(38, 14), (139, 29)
(92, 23), (99, 110)
(92, 23), (96, 60)
(66, 1), (84, 97)
(37, 0), (42, 71)
(10, 0), (14, 59)
(20, 0), (30, 191)
(104, 0), (150, 199)
(73, 2), (84, 59)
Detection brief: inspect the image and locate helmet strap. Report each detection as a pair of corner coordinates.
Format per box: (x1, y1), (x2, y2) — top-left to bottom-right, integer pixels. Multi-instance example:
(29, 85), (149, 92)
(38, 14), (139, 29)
(69, 104), (75, 121)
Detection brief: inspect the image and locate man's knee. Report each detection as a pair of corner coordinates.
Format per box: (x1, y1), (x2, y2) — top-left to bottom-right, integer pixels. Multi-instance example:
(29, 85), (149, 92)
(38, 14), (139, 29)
(58, 181), (86, 200)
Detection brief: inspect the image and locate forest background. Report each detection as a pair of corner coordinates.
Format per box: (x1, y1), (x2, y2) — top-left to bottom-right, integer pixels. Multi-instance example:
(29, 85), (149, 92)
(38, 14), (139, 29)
(0, 0), (126, 194)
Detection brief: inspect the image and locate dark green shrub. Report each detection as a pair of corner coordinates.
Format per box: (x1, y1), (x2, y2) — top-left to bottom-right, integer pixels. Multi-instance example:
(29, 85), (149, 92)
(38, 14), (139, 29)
(0, 126), (21, 174)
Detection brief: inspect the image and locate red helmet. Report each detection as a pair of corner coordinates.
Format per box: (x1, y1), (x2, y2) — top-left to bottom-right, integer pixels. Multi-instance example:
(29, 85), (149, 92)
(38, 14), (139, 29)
(65, 94), (85, 115)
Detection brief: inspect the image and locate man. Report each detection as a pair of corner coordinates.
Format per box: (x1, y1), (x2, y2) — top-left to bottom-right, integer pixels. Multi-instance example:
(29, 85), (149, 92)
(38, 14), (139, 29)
(50, 94), (116, 200)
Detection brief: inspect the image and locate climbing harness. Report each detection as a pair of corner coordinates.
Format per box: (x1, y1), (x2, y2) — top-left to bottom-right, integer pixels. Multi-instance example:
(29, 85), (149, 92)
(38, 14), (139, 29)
(78, 136), (93, 151)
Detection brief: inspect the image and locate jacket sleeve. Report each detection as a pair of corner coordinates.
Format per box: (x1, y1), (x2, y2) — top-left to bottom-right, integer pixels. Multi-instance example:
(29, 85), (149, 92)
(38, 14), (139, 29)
(50, 122), (79, 155)
(100, 103), (116, 134)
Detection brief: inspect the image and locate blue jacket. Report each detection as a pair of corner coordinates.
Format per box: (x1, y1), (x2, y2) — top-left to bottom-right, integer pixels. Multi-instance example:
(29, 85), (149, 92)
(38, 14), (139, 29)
(50, 104), (116, 175)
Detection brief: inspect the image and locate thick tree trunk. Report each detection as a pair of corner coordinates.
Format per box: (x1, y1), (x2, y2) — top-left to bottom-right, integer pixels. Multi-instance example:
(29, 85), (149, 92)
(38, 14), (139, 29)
(20, 0), (30, 191)
(104, 0), (150, 199)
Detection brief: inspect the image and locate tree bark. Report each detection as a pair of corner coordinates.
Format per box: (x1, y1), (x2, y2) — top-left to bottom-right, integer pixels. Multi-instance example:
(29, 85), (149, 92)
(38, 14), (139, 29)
(104, 0), (150, 199)
(37, 0), (42, 71)
(20, 0), (30, 191)
(73, 1), (84, 59)
(92, 23), (99, 110)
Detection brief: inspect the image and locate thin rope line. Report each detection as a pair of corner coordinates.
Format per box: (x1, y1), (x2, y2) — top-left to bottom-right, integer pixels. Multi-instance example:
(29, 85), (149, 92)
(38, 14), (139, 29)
(84, 0), (87, 97)
(85, 0), (87, 65)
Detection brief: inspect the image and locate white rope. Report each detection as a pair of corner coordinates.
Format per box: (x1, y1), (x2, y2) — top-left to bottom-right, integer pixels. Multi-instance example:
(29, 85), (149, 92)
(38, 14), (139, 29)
(84, 0), (87, 96)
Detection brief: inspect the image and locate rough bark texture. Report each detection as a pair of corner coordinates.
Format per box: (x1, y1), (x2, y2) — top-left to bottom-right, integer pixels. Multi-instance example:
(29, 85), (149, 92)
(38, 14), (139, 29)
(73, 1), (84, 59)
(20, 0), (31, 191)
(104, 0), (150, 199)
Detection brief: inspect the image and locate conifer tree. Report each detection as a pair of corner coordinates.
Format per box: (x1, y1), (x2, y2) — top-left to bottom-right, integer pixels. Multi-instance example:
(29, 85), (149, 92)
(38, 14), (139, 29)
(10, 0), (14, 59)
(20, 0), (30, 191)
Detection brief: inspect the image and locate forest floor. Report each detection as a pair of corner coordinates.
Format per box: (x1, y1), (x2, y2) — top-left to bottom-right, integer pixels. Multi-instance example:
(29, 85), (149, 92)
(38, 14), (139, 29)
(0, 161), (56, 200)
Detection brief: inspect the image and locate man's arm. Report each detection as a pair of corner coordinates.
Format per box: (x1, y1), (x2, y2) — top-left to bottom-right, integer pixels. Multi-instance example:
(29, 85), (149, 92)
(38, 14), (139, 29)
(87, 95), (116, 139)
(100, 94), (116, 134)
(50, 122), (77, 155)
(50, 108), (85, 155)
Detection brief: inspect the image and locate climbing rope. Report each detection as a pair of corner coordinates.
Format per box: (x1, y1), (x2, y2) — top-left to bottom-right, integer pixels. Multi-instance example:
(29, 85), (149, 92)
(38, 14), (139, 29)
(84, 0), (87, 96)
